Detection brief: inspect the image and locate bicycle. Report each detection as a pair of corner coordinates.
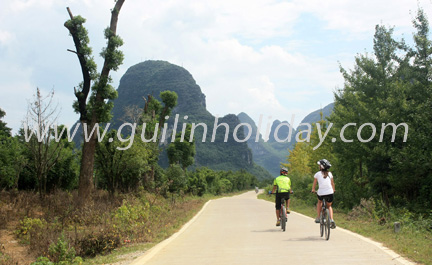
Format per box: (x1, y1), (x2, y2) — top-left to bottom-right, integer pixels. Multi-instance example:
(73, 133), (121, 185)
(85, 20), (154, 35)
(280, 197), (288, 232)
(319, 196), (331, 240)
(270, 191), (293, 232)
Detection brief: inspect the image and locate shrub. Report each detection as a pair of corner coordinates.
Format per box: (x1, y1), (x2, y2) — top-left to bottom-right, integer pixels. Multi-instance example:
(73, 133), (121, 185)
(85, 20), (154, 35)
(16, 217), (47, 244)
(347, 198), (376, 221)
(31, 233), (83, 265)
(76, 229), (121, 257)
(48, 233), (79, 263)
(112, 199), (150, 235)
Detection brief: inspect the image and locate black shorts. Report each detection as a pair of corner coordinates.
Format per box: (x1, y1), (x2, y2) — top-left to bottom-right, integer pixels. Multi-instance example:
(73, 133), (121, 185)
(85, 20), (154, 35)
(275, 192), (290, 209)
(317, 194), (334, 203)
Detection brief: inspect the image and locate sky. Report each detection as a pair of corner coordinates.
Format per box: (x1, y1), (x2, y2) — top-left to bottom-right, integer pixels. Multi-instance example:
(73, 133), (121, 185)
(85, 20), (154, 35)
(1, 0), (431, 134)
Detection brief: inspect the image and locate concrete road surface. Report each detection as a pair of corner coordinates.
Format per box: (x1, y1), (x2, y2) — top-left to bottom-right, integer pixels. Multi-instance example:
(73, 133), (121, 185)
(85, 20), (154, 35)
(130, 191), (414, 265)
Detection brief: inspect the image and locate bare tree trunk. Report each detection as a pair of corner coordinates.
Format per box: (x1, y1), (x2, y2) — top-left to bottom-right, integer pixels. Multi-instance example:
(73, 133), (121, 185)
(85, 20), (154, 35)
(78, 122), (97, 204)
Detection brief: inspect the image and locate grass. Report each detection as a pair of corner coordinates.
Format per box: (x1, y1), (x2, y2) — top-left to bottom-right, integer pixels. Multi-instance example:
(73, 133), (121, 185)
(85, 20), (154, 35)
(85, 193), (218, 264)
(259, 193), (431, 265)
(0, 189), (238, 265)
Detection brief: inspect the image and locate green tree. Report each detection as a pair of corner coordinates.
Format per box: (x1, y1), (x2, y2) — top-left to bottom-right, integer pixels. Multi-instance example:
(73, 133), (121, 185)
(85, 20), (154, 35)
(282, 133), (311, 178)
(166, 164), (187, 200)
(187, 170), (207, 196)
(140, 91), (178, 189)
(0, 108), (11, 137)
(0, 112), (28, 190)
(46, 125), (79, 192)
(330, 12), (432, 211)
(64, 0), (125, 203)
(167, 124), (196, 170)
(95, 129), (151, 196)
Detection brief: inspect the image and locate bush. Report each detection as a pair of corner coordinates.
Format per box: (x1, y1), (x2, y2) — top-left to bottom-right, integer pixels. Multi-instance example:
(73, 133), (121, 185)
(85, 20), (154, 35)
(31, 233), (83, 265)
(347, 198), (376, 221)
(16, 217), (47, 244)
(77, 229), (121, 257)
(48, 233), (79, 263)
(112, 199), (150, 235)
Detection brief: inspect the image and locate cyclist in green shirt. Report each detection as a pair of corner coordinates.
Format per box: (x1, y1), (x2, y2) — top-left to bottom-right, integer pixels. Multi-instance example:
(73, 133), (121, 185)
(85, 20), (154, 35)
(271, 167), (292, 226)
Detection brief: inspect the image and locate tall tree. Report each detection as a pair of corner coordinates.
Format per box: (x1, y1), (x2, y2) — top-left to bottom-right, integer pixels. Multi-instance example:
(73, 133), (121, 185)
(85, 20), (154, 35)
(140, 91), (177, 189)
(329, 24), (402, 208)
(64, 0), (125, 203)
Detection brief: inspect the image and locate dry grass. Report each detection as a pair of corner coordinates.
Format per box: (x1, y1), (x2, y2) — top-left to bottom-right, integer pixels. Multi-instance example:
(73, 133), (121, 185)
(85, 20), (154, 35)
(0, 190), (211, 264)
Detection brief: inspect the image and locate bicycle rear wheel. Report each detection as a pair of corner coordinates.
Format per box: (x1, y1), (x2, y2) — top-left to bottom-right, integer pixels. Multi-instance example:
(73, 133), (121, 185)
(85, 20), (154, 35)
(281, 205), (286, 232)
(325, 209), (331, 240)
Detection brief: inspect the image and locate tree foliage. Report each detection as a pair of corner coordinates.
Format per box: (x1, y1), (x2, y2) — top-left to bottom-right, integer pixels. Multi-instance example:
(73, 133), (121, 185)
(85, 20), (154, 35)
(167, 124), (196, 170)
(286, 9), (432, 212)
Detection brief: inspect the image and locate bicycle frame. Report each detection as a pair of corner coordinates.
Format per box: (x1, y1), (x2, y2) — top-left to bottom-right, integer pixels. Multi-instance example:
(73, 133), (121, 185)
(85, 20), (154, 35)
(320, 197), (331, 240)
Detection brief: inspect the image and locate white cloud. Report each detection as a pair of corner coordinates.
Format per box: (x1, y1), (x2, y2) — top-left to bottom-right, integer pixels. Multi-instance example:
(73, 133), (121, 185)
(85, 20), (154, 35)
(2, 0), (432, 133)
(0, 30), (14, 45)
(9, 0), (56, 12)
(294, 0), (432, 38)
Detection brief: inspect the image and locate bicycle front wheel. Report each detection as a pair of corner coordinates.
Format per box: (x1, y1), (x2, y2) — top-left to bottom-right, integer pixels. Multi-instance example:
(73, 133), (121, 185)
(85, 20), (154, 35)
(319, 212), (324, 237)
(325, 209), (331, 240)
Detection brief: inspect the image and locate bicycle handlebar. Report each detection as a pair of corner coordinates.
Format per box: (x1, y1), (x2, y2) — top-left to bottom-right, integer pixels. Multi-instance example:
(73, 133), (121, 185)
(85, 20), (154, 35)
(269, 191), (294, 194)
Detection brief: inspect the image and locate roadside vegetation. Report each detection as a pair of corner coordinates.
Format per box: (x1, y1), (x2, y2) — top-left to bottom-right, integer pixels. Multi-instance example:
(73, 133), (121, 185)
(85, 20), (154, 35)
(257, 8), (432, 265)
(258, 185), (432, 265)
(0, 187), (255, 264)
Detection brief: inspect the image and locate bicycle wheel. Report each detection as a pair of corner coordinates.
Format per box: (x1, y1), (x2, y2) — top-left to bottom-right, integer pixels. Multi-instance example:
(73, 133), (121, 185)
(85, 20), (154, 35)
(281, 205), (286, 232)
(325, 209), (331, 240)
(319, 211), (324, 237)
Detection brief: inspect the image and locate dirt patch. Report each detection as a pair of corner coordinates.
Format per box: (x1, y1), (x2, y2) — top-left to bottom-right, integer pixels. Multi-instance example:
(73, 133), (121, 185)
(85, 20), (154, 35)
(0, 225), (36, 265)
(110, 250), (147, 265)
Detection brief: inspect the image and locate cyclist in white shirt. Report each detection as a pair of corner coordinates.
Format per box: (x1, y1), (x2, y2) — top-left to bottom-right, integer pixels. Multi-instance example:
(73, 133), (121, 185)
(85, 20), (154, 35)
(311, 159), (336, 228)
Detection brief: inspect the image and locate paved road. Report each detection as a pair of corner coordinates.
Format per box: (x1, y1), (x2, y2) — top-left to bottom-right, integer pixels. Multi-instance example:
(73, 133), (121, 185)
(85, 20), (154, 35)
(130, 191), (414, 265)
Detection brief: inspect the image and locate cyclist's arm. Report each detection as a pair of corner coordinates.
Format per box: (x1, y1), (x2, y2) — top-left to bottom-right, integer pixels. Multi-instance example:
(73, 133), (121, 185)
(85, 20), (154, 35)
(289, 178), (293, 193)
(271, 185), (277, 194)
(331, 177), (335, 193)
(311, 178), (317, 193)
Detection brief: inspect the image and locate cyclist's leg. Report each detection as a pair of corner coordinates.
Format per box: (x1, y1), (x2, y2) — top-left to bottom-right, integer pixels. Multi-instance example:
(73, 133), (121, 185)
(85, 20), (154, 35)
(285, 193), (290, 213)
(325, 194), (335, 220)
(327, 202), (333, 219)
(325, 194), (336, 228)
(316, 195), (323, 219)
(275, 193), (282, 220)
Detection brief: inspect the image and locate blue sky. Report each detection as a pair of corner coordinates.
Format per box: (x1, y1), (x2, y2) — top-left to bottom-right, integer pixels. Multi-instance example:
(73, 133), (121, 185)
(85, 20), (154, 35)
(1, 0), (431, 133)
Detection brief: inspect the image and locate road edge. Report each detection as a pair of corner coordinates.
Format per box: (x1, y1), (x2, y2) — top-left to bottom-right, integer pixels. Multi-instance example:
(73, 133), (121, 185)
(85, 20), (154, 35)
(292, 211), (417, 265)
(128, 199), (213, 265)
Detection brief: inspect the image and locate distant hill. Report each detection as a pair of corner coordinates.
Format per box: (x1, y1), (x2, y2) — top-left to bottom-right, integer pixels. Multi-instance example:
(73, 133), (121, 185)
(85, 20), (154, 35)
(237, 113), (296, 176)
(238, 103), (334, 176)
(297, 103), (334, 132)
(110, 60), (271, 179)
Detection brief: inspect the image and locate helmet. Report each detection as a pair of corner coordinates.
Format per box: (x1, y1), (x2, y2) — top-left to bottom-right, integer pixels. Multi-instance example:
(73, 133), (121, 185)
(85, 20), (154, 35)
(280, 167), (288, 174)
(317, 159), (331, 170)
